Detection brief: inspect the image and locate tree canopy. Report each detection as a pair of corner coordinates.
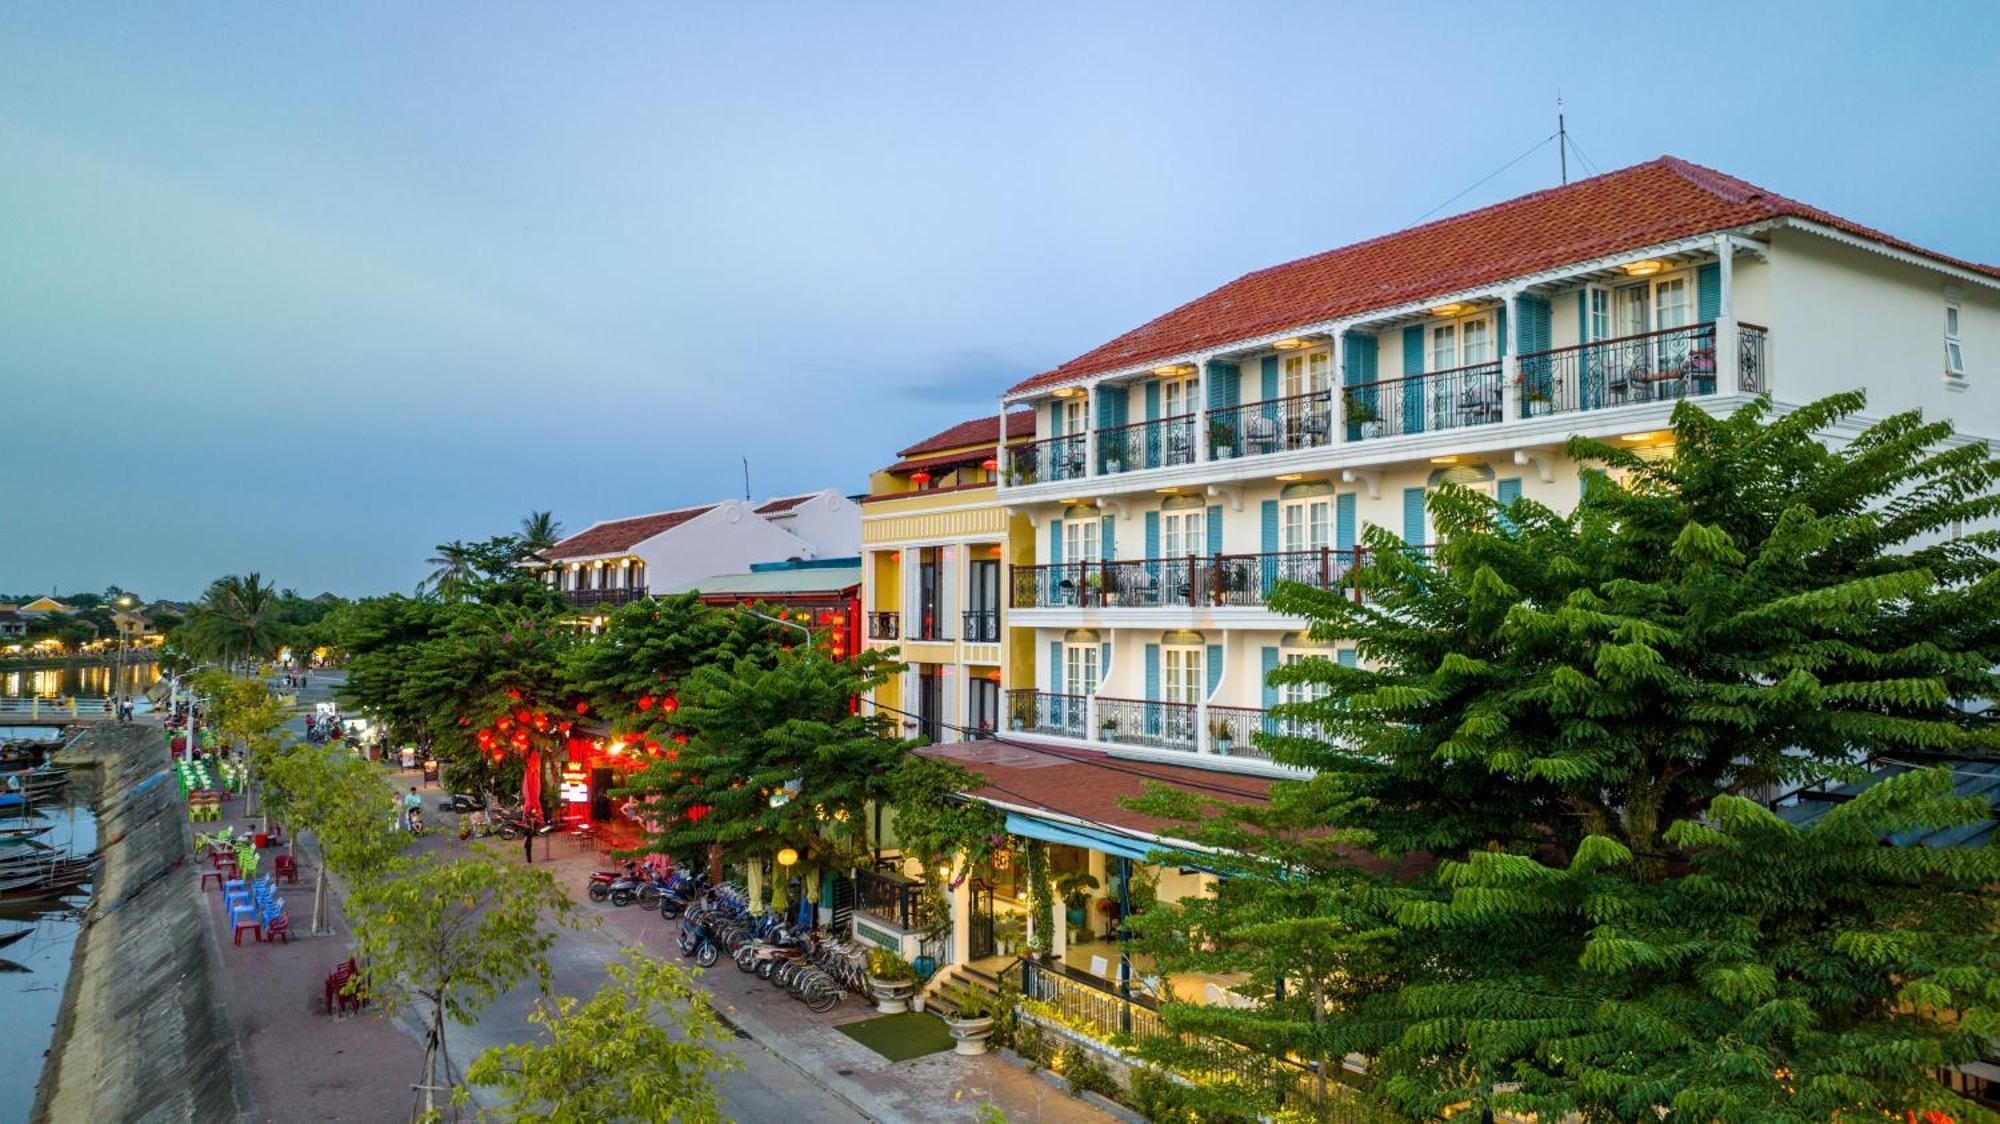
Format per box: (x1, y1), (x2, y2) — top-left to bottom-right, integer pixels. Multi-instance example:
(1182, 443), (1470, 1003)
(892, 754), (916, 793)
(1133, 394), (2000, 1122)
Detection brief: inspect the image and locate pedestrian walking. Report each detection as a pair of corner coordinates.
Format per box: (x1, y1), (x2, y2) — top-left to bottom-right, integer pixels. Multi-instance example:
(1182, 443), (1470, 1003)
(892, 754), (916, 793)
(402, 786), (421, 831)
(522, 815), (534, 864)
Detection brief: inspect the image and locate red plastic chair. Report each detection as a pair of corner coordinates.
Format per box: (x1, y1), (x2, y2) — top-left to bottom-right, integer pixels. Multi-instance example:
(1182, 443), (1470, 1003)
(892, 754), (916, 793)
(264, 910), (291, 944)
(274, 854), (298, 884)
(199, 870), (225, 892)
(231, 910), (263, 946)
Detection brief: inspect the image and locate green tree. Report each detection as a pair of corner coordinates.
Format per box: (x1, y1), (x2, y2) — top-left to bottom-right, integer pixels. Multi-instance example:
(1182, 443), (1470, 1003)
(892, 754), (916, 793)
(623, 644), (906, 894)
(461, 949), (740, 1123)
(185, 573), (282, 670)
(1233, 393), (2000, 1121)
(425, 542), (483, 603)
(517, 511), (564, 563)
(260, 741), (400, 933)
(327, 595), (454, 746)
(348, 851), (574, 1120)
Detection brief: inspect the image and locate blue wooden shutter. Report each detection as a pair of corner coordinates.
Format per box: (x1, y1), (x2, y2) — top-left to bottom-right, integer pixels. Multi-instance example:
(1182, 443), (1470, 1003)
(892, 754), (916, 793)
(1049, 401), (1062, 438)
(1049, 641), (1062, 694)
(1402, 486), (1426, 546)
(1519, 295), (1553, 414)
(1336, 493), (1357, 552)
(1260, 500), (1280, 589)
(1101, 642), (1111, 684)
(1260, 356), (1279, 400)
(1144, 511), (1160, 560)
(1205, 361), (1240, 408)
(1206, 506), (1223, 555)
(1206, 645), (1223, 696)
(1577, 290), (1594, 411)
(1100, 515), (1115, 561)
(1145, 381), (1160, 421)
(1049, 519), (1063, 564)
(1144, 643), (1160, 699)
(1402, 325), (1427, 435)
(1097, 387), (1128, 428)
(1496, 305), (1508, 358)
(1337, 648), (1357, 669)
(1496, 477), (1522, 531)
(1581, 467), (1608, 499)
(1260, 647), (1279, 710)
(1697, 262), (1722, 322)
(1344, 332), (1378, 440)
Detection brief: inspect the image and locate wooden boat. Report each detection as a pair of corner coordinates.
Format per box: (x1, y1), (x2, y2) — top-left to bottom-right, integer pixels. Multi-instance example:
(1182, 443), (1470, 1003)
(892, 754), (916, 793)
(0, 825), (51, 840)
(0, 929), (27, 951)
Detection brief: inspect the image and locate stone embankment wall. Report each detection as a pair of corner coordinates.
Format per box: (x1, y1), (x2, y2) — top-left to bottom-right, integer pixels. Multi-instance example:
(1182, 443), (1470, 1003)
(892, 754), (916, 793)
(33, 723), (251, 1122)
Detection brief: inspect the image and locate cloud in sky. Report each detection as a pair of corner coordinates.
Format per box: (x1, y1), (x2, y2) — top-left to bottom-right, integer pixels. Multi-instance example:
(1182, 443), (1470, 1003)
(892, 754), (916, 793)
(1, 2), (1994, 598)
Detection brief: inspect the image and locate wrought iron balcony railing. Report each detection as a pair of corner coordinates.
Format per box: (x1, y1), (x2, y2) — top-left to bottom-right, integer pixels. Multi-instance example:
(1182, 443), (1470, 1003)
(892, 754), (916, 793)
(853, 866), (930, 932)
(1005, 433), (1088, 487)
(1096, 413), (1198, 475)
(1006, 688), (1088, 738)
(1344, 359), (1503, 440)
(1093, 695), (1199, 753)
(961, 608), (1000, 643)
(562, 586), (649, 608)
(1205, 389), (1334, 461)
(866, 611), (899, 640)
(1009, 549), (1358, 610)
(1516, 320), (1766, 418)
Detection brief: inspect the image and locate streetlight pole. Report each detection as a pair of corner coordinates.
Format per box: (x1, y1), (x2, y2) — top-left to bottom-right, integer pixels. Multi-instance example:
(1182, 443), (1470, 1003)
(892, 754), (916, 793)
(739, 606), (814, 648)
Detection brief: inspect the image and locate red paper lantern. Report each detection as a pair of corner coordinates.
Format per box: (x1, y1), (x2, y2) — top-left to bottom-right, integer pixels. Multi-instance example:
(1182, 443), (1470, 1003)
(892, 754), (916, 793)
(507, 688), (522, 700)
(638, 694), (654, 710)
(910, 470), (931, 485)
(575, 701), (589, 715)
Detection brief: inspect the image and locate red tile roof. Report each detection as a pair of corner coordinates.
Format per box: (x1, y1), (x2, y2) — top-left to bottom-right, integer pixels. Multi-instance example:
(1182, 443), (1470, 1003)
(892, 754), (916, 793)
(543, 505), (717, 560)
(923, 739), (1271, 839)
(896, 410), (1038, 458)
(1010, 156), (2000, 395)
(754, 494), (816, 515)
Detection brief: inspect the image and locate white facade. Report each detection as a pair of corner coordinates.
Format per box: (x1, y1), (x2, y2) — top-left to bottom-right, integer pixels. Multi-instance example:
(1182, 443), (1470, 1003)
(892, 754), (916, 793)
(997, 219), (1999, 777)
(549, 501), (822, 603)
(757, 489), (863, 558)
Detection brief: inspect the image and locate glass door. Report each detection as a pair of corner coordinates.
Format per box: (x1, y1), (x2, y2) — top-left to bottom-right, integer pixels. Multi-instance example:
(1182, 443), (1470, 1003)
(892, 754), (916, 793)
(1162, 646), (1202, 748)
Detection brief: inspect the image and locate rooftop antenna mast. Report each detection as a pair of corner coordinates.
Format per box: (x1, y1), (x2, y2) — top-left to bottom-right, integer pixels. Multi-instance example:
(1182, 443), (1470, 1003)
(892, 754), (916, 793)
(742, 457), (751, 502)
(1557, 92), (1568, 185)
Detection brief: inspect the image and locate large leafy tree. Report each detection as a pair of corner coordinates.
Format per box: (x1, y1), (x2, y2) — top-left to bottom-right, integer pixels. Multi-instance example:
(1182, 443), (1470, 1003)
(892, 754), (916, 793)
(347, 852), (573, 1120)
(517, 511), (564, 563)
(622, 644), (908, 892)
(184, 572), (282, 669)
(1148, 394), (2000, 1122)
(328, 595), (456, 746)
(461, 949), (740, 1123)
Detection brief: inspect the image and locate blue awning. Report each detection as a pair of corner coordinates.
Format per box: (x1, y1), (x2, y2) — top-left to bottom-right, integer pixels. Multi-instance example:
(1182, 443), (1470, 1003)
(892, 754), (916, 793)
(1003, 811), (1160, 862)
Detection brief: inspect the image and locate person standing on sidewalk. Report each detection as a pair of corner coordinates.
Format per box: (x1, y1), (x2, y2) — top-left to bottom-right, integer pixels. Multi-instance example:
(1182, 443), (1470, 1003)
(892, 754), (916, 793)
(522, 813), (534, 864)
(402, 786), (421, 831)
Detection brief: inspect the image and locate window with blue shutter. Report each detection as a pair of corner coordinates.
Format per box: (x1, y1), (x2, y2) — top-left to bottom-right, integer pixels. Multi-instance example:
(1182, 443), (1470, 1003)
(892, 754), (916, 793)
(1205, 361), (1240, 408)
(1697, 262), (1721, 323)
(1402, 325), (1427, 436)
(1337, 648), (1357, 669)
(1518, 295), (1553, 416)
(1260, 500), (1280, 590)
(1403, 487), (1427, 546)
(1145, 381), (1160, 421)
(1206, 506), (1223, 556)
(1046, 520), (1063, 605)
(1145, 644), (1160, 702)
(1336, 492), (1357, 553)
(1049, 641), (1062, 695)
(1344, 332), (1378, 440)
(1101, 642), (1111, 687)
(1261, 647), (1279, 710)
(1100, 515), (1115, 562)
(1206, 645), (1223, 696)
(1144, 511), (1160, 562)
(1496, 477), (1522, 531)
(1260, 356), (1279, 401)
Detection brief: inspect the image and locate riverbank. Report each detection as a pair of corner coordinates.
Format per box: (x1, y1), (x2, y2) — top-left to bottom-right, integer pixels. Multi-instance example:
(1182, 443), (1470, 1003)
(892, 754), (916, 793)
(33, 722), (252, 1122)
(0, 654), (161, 672)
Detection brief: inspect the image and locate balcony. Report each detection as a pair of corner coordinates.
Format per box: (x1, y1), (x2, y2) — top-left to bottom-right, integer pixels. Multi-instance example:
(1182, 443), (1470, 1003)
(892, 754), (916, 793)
(1517, 321), (1765, 417)
(961, 608), (1000, 643)
(853, 865), (931, 932)
(907, 608), (948, 642)
(1006, 433), (1088, 487)
(562, 586), (648, 608)
(1010, 549), (1360, 610)
(1006, 690), (1294, 761)
(1206, 389), (1334, 460)
(867, 611), (899, 640)
(1345, 359), (1503, 440)
(1097, 414), (1197, 475)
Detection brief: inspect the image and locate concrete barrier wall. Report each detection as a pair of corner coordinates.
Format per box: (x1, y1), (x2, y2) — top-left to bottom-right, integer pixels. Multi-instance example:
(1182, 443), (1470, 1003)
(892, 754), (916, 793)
(34, 723), (252, 1123)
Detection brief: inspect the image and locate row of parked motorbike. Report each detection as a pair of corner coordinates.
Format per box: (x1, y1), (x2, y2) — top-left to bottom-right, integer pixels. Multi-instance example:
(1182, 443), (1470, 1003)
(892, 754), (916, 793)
(585, 858), (709, 915)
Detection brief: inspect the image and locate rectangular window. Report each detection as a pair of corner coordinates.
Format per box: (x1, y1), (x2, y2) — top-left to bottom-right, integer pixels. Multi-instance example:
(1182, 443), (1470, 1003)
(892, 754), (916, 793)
(968, 677), (1000, 735)
(1063, 645), (1098, 699)
(1429, 324), (1457, 371)
(1161, 376), (1198, 416)
(1064, 520), (1099, 566)
(1460, 318), (1492, 365)
(1281, 499), (1330, 551)
(1162, 510), (1203, 558)
(1946, 301), (1966, 377)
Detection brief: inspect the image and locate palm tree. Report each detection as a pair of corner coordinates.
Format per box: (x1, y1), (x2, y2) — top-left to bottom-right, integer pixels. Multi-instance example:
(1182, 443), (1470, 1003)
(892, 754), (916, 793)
(517, 511), (564, 562)
(187, 573), (280, 671)
(424, 541), (480, 602)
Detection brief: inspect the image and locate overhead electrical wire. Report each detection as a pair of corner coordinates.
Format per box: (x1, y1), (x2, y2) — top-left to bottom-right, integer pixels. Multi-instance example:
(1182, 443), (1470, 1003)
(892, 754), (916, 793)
(1407, 132), (1558, 228)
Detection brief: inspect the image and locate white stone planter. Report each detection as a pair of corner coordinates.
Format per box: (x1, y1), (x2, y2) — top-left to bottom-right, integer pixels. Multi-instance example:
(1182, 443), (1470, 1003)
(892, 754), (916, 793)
(947, 1014), (996, 1056)
(869, 979), (915, 1014)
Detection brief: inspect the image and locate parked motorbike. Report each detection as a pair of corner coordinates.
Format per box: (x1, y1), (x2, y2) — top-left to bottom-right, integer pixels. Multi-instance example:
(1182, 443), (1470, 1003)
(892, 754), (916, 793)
(657, 869), (709, 920)
(586, 860), (641, 904)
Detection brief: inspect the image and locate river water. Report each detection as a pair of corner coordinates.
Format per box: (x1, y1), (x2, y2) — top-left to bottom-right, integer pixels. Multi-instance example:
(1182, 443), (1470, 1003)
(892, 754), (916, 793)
(0, 661), (160, 700)
(1, 770), (98, 1122)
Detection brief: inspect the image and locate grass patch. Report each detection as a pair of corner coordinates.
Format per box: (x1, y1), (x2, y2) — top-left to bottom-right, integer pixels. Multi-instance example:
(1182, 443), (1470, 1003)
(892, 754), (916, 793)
(835, 1011), (955, 1062)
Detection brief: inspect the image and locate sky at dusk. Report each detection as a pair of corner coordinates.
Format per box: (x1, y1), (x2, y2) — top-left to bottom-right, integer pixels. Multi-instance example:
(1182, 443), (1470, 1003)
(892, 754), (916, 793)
(4, 1), (1997, 599)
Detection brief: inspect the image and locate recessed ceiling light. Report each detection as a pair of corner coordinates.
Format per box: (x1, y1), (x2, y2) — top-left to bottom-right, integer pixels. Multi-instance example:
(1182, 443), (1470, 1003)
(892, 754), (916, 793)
(1430, 302), (1470, 318)
(1275, 473), (1305, 482)
(1273, 337), (1310, 351)
(1621, 431), (1661, 442)
(1622, 259), (1665, 277)
(1429, 455), (1459, 465)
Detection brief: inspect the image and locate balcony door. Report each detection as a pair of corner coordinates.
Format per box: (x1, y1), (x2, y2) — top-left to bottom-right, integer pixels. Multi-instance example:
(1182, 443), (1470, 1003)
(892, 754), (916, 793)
(1061, 643), (1097, 736)
(1162, 645), (1202, 746)
(1161, 375), (1199, 418)
(968, 558), (1000, 642)
(1281, 496), (1331, 553)
(967, 675), (1000, 735)
(917, 665), (943, 743)
(1278, 652), (1329, 738)
(1162, 508), (1203, 559)
(917, 551), (940, 640)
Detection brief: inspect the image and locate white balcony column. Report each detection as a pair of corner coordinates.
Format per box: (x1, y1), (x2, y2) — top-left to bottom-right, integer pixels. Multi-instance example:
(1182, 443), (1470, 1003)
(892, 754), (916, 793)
(1085, 693), (1100, 742)
(997, 397), (1010, 485)
(1714, 234), (1739, 392)
(1330, 325), (1350, 446)
(1083, 385), (1099, 479)
(1051, 891), (1068, 960)
(949, 851), (972, 965)
(1502, 289), (1524, 422)
(1194, 355), (1211, 462)
(1196, 699), (1211, 753)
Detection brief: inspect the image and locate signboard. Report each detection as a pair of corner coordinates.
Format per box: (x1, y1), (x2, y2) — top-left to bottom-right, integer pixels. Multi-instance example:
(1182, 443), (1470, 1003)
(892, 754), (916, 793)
(559, 765), (589, 805)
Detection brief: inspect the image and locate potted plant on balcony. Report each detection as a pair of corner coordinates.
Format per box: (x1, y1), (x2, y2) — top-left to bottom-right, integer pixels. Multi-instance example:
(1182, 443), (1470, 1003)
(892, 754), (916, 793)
(1342, 389), (1381, 438)
(1056, 870), (1100, 929)
(1207, 416), (1238, 460)
(1099, 433), (1128, 474)
(865, 949), (918, 1013)
(1008, 459), (1038, 487)
(1208, 717), (1235, 755)
(942, 983), (998, 1055)
(1009, 710), (1026, 732)
(1098, 715), (1118, 744)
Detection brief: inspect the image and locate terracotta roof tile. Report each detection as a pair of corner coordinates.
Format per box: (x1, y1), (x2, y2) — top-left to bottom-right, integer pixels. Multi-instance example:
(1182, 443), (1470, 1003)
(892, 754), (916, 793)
(923, 739), (1269, 839)
(543, 505), (717, 560)
(1009, 156), (2000, 395)
(754, 494), (816, 515)
(896, 410), (1038, 458)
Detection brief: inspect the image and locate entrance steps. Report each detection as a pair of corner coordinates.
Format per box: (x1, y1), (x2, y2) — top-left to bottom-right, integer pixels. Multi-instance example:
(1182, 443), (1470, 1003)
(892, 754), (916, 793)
(921, 960), (1005, 1017)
